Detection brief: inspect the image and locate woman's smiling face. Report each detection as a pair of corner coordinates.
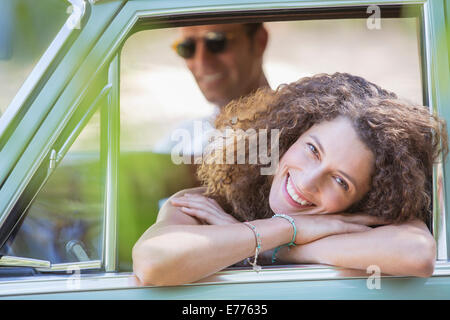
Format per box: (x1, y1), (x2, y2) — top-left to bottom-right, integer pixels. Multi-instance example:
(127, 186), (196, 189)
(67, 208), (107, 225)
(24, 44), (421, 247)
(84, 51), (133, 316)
(269, 116), (375, 215)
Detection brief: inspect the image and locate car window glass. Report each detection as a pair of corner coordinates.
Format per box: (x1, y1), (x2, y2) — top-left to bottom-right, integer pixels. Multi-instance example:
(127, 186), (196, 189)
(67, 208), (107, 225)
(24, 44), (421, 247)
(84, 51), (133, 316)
(0, 0), (68, 117)
(1, 110), (103, 264)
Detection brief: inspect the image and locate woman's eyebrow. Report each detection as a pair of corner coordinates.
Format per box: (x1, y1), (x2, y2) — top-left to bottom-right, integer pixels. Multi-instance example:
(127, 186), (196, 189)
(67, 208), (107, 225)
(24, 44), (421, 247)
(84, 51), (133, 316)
(309, 134), (357, 189)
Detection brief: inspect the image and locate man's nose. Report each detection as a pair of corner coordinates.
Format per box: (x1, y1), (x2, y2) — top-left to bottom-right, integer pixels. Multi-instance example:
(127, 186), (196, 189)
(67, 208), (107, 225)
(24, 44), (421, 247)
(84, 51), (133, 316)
(193, 40), (216, 67)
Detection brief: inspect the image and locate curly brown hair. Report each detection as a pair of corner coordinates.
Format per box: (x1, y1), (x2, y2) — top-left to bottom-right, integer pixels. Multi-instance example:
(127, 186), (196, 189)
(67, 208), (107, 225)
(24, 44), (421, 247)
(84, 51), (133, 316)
(197, 73), (448, 224)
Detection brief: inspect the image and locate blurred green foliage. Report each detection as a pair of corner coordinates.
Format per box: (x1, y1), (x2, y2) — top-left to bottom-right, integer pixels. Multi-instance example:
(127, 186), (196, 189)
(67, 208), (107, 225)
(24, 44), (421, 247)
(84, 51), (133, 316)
(0, 0), (69, 113)
(0, 0), (68, 61)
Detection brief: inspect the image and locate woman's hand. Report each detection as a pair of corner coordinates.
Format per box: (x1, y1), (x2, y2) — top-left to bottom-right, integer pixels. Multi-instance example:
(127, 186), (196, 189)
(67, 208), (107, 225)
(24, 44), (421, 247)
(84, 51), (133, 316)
(170, 193), (240, 225)
(286, 213), (389, 245)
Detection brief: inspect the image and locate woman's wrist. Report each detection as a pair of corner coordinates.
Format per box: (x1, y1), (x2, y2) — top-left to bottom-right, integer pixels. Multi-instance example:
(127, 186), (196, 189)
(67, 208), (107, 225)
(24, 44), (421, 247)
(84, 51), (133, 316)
(270, 214), (297, 262)
(249, 218), (294, 251)
(276, 242), (321, 264)
(272, 214), (296, 245)
(242, 221), (263, 271)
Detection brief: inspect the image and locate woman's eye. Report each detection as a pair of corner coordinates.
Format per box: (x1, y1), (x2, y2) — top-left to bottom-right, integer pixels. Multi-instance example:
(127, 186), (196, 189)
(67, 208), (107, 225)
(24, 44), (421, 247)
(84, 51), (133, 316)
(307, 143), (319, 158)
(334, 176), (349, 191)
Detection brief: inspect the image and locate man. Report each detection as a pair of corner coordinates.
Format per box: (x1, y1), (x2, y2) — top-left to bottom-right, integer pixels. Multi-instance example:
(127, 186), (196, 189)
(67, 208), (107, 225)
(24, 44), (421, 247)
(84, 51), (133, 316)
(176, 23), (269, 108)
(154, 23), (269, 156)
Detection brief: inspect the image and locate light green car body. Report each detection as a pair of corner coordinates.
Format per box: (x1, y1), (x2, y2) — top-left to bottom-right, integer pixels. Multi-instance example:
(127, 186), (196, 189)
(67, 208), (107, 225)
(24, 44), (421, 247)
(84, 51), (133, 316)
(0, 0), (449, 299)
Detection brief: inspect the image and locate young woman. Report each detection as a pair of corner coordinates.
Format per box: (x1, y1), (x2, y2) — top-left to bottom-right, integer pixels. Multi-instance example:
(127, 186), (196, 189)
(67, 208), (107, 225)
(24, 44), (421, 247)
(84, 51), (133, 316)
(132, 73), (448, 286)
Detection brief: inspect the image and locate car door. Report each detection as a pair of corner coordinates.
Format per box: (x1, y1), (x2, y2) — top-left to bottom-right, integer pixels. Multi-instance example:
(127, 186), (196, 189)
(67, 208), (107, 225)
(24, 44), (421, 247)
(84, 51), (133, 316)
(0, 0), (450, 299)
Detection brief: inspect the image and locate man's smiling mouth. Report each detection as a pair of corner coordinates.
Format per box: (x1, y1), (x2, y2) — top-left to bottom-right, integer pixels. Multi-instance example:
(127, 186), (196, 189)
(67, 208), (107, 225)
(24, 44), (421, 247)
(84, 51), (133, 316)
(202, 73), (223, 83)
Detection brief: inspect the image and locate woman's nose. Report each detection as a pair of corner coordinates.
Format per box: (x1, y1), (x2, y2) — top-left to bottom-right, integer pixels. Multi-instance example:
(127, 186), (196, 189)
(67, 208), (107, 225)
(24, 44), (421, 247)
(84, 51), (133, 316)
(298, 168), (321, 194)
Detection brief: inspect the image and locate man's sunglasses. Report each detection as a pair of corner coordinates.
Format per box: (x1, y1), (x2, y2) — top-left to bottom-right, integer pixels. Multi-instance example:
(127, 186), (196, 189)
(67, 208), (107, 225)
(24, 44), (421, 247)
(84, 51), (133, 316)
(171, 31), (235, 59)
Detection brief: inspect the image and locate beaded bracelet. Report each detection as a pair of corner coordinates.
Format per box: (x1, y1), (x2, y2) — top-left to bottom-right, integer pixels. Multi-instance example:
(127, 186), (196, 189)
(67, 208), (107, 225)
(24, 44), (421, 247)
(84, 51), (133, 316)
(271, 214), (297, 263)
(243, 221), (262, 272)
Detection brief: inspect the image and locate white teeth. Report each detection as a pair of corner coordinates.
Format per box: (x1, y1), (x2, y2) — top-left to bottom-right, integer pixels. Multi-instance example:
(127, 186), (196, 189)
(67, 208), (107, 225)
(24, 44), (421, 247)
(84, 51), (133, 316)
(286, 176), (312, 206)
(203, 73), (221, 82)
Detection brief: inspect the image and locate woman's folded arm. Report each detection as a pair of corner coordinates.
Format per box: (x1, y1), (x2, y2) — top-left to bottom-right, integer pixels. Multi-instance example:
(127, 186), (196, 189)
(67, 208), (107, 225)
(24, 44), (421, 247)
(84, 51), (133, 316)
(278, 218), (436, 277)
(132, 189), (293, 286)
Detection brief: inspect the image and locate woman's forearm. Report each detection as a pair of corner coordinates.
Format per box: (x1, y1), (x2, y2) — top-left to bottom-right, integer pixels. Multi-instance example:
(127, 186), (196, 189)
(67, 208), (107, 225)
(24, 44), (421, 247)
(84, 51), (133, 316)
(132, 218), (292, 286)
(278, 219), (436, 277)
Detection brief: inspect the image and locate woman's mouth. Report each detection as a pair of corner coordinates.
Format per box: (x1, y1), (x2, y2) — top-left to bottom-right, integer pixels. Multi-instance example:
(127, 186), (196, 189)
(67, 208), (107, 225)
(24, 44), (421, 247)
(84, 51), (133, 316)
(283, 173), (315, 208)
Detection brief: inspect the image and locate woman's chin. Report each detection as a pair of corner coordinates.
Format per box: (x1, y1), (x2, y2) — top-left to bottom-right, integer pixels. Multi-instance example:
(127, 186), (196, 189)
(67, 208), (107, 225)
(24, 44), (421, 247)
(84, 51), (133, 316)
(269, 201), (314, 215)
(268, 199), (286, 216)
